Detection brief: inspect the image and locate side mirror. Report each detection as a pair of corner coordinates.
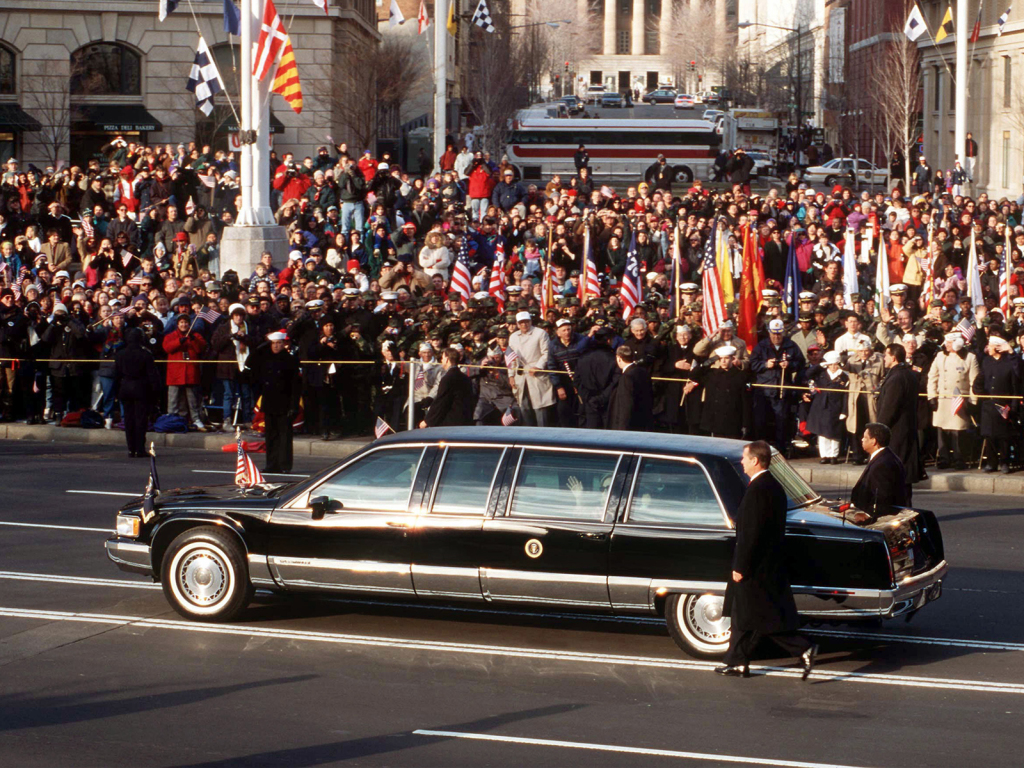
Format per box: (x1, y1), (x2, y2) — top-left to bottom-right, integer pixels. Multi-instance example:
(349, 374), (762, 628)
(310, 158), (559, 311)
(310, 495), (342, 520)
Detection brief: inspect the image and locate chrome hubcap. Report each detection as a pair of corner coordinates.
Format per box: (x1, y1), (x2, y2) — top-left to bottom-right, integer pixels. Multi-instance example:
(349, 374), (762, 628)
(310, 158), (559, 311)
(683, 594), (731, 645)
(179, 550), (228, 606)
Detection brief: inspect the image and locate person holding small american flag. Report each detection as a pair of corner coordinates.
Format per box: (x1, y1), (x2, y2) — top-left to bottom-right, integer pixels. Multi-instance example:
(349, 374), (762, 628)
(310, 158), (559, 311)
(974, 334), (1020, 473)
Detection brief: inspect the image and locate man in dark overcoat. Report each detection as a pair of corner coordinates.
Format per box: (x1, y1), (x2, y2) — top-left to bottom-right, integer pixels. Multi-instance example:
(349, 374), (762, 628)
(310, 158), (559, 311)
(421, 347), (474, 427)
(718, 440), (817, 679)
(252, 331), (301, 473)
(850, 423), (908, 520)
(698, 346), (751, 438)
(574, 328), (619, 429)
(974, 336), (1020, 472)
(607, 345), (654, 431)
(875, 343), (921, 501)
(114, 328), (163, 458)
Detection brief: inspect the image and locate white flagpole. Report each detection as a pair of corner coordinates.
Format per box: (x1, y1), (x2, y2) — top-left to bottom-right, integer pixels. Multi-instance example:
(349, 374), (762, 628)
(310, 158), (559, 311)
(434, 0), (448, 173)
(955, 0), (968, 165)
(237, 0), (255, 225)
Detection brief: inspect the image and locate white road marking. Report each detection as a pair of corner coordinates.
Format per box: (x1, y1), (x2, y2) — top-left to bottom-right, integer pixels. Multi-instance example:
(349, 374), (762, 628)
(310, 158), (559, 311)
(0, 571), (157, 589)
(0, 521), (113, 533)
(3, 606), (1024, 695)
(3, 570), (1022, 653)
(192, 470), (308, 478)
(66, 490), (138, 498)
(411, 729), (870, 768)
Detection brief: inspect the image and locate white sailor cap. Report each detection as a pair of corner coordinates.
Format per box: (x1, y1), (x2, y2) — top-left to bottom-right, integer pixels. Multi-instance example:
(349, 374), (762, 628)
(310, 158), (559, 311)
(822, 350), (841, 365)
(890, 283), (908, 294)
(681, 282), (699, 292)
(380, 291), (399, 301)
(798, 291), (817, 301)
(266, 331), (289, 341)
(305, 299), (325, 309)
(715, 345), (737, 357)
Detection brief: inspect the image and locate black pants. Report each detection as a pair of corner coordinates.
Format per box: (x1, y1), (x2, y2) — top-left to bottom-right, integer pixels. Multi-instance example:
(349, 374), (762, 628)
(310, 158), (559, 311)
(723, 628), (813, 667)
(754, 393), (793, 452)
(583, 406), (606, 429)
(122, 398), (150, 456)
(937, 429), (963, 464)
(985, 437), (1011, 468)
(553, 392), (579, 428)
(264, 412), (293, 472)
(321, 384), (341, 435)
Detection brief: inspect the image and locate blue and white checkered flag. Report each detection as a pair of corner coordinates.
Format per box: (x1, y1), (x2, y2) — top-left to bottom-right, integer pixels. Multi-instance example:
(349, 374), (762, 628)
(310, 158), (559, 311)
(186, 36), (224, 117)
(472, 0), (495, 32)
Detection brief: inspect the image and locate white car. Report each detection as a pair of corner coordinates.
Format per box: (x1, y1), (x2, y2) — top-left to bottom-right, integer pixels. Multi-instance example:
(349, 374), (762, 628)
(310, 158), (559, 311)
(585, 85), (607, 104)
(674, 93), (696, 109)
(802, 157), (882, 187)
(745, 151), (774, 177)
(701, 109), (725, 122)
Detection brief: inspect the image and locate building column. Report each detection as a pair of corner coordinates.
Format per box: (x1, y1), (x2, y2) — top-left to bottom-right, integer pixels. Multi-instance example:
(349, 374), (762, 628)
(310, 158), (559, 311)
(659, 0), (673, 57)
(604, 0), (616, 55)
(632, 0), (645, 56)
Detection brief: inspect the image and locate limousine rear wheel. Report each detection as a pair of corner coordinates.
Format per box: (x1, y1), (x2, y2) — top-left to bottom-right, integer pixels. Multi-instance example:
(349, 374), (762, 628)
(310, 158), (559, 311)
(161, 527), (252, 622)
(666, 593), (731, 658)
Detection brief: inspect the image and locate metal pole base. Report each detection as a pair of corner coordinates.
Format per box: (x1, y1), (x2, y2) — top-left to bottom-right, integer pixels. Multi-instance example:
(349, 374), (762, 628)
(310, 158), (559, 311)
(219, 224), (290, 279)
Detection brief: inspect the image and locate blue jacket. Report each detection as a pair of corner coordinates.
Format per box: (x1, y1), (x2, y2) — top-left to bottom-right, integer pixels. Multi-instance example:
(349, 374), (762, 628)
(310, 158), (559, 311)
(749, 336), (806, 389)
(491, 180), (525, 211)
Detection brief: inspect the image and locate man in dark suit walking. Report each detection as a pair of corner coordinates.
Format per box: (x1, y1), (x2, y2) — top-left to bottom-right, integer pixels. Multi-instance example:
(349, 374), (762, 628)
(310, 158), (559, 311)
(421, 348), (474, 428)
(607, 346), (654, 431)
(718, 440), (817, 679)
(850, 423), (908, 521)
(875, 343), (921, 499)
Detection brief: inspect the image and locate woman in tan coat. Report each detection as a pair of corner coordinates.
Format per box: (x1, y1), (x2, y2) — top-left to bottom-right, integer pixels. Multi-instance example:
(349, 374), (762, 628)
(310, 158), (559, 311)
(927, 332), (980, 468)
(846, 339), (883, 462)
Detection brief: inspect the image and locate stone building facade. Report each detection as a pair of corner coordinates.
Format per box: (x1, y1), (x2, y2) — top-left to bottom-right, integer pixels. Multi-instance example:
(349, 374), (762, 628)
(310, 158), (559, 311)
(0, 0), (378, 167)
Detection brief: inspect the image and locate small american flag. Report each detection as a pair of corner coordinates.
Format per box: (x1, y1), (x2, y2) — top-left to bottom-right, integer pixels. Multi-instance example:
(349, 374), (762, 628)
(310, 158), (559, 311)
(450, 238), (473, 301)
(121, 249), (135, 268)
(80, 216), (94, 239)
(952, 386), (965, 417)
(488, 241), (506, 312)
(414, 365), (425, 389)
(620, 232), (642, 321)
(197, 307), (222, 324)
(128, 275), (147, 286)
(504, 347), (518, 369)
(997, 403), (1011, 420)
(374, 416), (393, 439)
(956, 316), (975, 342)
(501, 407), (517, 426)
(235, 431), (265, 487)
(11, 282), (21, 299)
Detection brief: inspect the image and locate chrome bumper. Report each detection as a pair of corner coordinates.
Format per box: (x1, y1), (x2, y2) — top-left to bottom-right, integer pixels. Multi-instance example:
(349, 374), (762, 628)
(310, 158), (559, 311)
(882, 559), (948, 618)
(105, 537), (153, 577)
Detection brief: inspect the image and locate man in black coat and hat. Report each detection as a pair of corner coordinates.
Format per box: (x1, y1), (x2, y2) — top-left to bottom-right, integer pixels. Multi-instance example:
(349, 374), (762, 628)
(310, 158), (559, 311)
(850, 422), (908, 521)
(252, 331), (301, 473)
(113, 328), (163, 458)
(607, 345), (654, 431)
(421, 347), (474, 427)
(875, 343), (921, 501)
(574, 327), (619, 429)
(718, 440), (817, 679)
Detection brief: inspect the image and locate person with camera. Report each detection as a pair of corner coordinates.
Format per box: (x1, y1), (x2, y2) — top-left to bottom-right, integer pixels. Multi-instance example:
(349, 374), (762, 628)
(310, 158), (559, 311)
(211, 303), (256, 431)
(162, 314), (208, 432)
(40, 302), (86, 424)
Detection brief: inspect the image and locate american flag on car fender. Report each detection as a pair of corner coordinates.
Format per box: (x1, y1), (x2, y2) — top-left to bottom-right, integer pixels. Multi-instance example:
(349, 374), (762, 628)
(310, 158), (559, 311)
(235, 429), (264, 487)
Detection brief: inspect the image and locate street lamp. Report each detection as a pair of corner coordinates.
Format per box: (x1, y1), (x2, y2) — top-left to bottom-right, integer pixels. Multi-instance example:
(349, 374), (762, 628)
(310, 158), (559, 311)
(508, 19), (572, 30)
(738, 19), (804, 168)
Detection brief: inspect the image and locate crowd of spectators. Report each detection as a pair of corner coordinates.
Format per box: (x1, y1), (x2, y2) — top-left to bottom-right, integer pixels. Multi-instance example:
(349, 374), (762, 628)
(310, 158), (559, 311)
(1, 136), (1023, 474)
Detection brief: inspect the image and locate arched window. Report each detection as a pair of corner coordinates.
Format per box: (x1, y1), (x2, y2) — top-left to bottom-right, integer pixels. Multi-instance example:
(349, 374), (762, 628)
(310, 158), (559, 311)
(0, 44), (14, 95)
(210, 43), (241, 100)
(70, 43), (141, 96)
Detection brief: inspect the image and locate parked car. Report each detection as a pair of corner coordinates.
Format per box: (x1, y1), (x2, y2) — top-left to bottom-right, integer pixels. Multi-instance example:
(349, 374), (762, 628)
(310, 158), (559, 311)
(745, 151), (775, 177)
(559, 95), (584, 115)
(701, 109), (726, 123)
(642, 88), (677, 104)
(585, 84), (607, 104)
(674, 93), (696, 109)
(802, 157), (883, 187)
(106, 428), (948, 659)
(600, 92), (625, 108)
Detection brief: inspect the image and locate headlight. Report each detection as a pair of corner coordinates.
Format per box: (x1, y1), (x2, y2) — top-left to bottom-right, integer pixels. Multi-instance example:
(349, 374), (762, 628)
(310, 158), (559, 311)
(116, 514), (141, 538)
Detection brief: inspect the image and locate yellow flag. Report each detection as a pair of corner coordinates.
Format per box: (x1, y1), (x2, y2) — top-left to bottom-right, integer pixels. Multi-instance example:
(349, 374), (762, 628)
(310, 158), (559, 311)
(446, 0), (457, 35)
(935, 5), (954, 42)
(716, 223), (734, 305)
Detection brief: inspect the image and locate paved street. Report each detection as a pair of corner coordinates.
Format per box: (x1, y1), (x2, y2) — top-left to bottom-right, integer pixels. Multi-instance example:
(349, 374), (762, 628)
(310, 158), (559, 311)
(2, 442), (1022, 767)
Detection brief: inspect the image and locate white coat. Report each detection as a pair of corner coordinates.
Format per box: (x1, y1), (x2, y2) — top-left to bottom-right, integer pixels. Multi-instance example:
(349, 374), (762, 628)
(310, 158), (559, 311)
(509, 325), (556, 409)
(927, 349), (979, 431)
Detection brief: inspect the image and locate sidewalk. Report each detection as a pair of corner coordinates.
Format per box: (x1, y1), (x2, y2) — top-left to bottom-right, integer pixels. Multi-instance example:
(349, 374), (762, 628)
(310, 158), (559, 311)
(2, 423), (1022, 495)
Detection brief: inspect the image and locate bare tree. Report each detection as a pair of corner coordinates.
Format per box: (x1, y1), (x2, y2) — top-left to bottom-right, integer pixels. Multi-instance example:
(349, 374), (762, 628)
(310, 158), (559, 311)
(23, 73), (71, 168)
(658, 1), (730, 93)
(313, 35), (424, 153)
(869, 34), (920, 190)
(464, 5), (528, 154)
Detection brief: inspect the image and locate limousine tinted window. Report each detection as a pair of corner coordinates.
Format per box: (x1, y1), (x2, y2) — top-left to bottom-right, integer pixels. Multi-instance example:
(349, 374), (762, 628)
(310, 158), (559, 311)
(317, 448), (423, 512)
(628, 458), (723, 526)
(509, 450), (618, 521)
(431, 447), (504, 515)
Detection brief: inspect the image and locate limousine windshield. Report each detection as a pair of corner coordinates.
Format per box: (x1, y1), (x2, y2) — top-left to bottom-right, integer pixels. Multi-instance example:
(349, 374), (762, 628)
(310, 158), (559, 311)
(730, 453), (820, 510)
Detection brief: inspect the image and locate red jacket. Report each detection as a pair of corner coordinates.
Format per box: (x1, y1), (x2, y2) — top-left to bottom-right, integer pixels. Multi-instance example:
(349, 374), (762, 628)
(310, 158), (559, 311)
(162, 328), (206, 386)
(358, 156), (377, 182)
(468, 166), (495, 199)
(272, 169), (311, 203)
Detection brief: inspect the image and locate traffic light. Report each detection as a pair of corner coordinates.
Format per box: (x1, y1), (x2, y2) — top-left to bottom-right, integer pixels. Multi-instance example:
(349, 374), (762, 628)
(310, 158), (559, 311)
(564, 61), (570, 73)
(689, 60), (696, 72)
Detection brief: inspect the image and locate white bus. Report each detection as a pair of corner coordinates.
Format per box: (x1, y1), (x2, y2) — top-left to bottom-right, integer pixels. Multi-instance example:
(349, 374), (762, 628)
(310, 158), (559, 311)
(505, 116), (722, 184)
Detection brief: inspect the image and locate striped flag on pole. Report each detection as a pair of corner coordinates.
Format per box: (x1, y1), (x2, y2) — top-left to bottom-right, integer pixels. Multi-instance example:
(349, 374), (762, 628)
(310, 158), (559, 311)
(503, 347), (518, 370)
(272, 36), (303, 113)
(874, 229), (890, 310)
(501, 407), (517, 426)
(956, 316), (975, 343)
(997, 403), (1011, 420)
(488, 241), (506, 312)
(450, 238), (473, 301)
(999, 6), (1012, 35)
(620, 232), (642, 321)
(579, 227), (600, 304)
(951, 386), (965, 417)
(186, 36), (224, 116)
(253, 0), (288, 81)
(1000, 226), (1011, 318)
(967, 233), (985, 308)
(235, 430), (265, 487)
(702, 223), (726, 337)
(80, 216), (94, 239)
(374, 416), (394, 439)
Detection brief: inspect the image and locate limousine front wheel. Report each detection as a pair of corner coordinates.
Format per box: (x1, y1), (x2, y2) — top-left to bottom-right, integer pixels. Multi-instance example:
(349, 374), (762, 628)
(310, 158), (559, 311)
(666, 593), (731, 658)
(161, 527), (252, 622)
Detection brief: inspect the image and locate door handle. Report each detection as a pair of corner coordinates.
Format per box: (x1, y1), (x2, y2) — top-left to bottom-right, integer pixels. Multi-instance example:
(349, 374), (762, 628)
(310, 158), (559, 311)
(579, 532), (607, 541)
(386, 521), (411, 528)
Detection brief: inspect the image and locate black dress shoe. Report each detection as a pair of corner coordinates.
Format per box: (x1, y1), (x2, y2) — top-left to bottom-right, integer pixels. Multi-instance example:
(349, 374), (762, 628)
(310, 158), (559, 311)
(714, 664), (750, 678)
(819, 458), (830, 465)
(801, 644), (818, 680)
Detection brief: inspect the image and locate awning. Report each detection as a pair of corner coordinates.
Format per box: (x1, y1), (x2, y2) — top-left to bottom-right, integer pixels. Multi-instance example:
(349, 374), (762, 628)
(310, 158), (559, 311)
(0, 104), (42, 132)
(71, 104), (163, 133)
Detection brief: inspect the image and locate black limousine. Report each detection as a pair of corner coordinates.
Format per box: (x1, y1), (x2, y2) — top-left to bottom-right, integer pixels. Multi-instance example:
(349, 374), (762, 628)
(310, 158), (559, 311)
(106, 428), (947, 658)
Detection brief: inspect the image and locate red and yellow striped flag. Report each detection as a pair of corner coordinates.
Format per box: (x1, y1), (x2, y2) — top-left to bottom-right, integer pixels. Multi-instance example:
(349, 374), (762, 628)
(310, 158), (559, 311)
(272, 36), (302, 113)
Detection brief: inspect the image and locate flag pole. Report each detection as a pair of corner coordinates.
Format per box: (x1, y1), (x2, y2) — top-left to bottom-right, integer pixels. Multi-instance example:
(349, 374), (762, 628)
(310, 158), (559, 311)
(236, 0), (255, 225)
(955, 0), (969, 166)
(407, 360), (416, 431)
(434, 0), (448, 174)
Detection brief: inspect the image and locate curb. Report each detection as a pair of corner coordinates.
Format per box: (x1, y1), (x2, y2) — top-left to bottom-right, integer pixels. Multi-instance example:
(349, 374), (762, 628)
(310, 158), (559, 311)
(791, 460), (1024, 497)
(0, 423), (369, 460)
